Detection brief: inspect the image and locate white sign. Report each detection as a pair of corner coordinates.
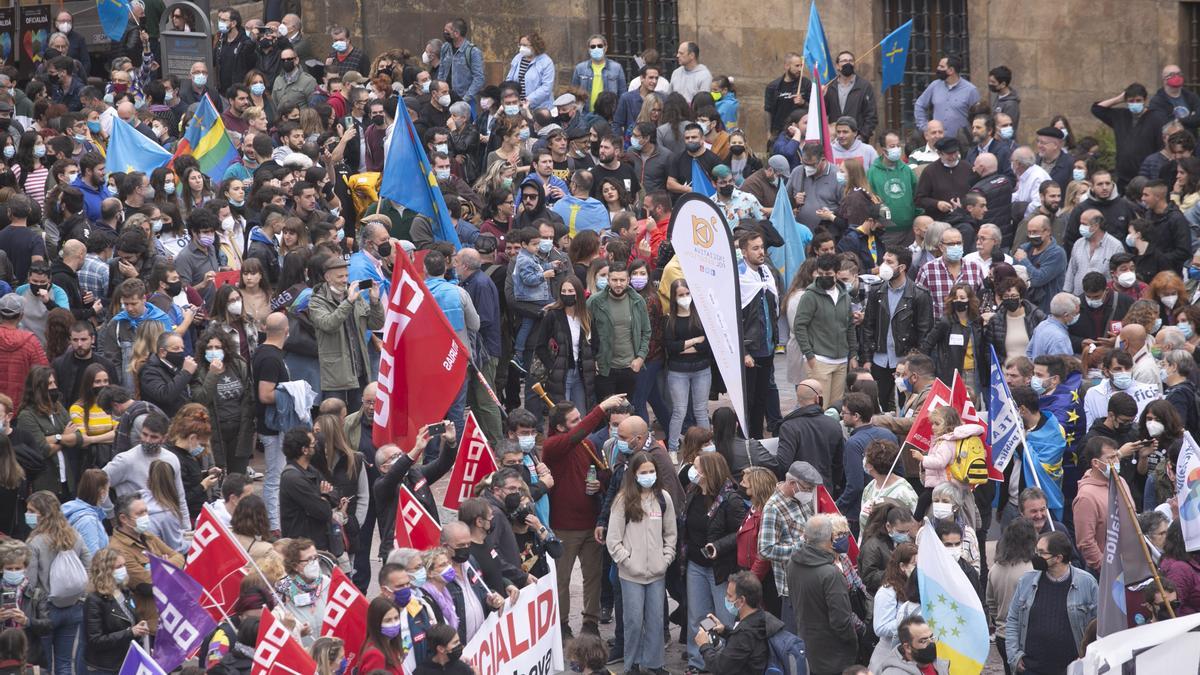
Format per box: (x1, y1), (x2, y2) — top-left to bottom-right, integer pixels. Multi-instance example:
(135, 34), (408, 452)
(464, 560), (564, 675)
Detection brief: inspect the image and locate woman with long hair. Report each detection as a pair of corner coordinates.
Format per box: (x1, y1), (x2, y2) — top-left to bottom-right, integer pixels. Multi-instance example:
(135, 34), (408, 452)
(243, 69), (276, 122)
(485, 116), (532, 174)
(709, 406), (770, 481)
(83, 547), (148, 675)
(868, 542), (919, 670)
(606, 451), (676, 675)
(12, 131), (49, 208)
(44, 309), (74, 363)
(664, 279), (711, 453)
(726, 129), (762, 185)
(734, 466), (781, 613)
(984, 276), (1046, 363)
(0, 433), (30, 538)
(920, 482), (982, 575)
(1140, 400), (1185, 511)
(15, 367), (78, 495)
(473, 160), (517, 206)
(585, 259), (609, 297)
(191, 328), (255, 474)
(26, 490), (91, 674)
(209, 284), (257, 363)
(178, 166), (212, 217)
(279, 218), (309, 258)
(478, 188), (515, 245)
(681, 452), (746, 672)
(127, 320), (165, 396)
(988, 518), (1036, 675)
(211, 196), (247, 269)
(230, 494), (274, 559)
(309, 636), (345, 675)
(676, 427), (714, 487)
(1147, 271), (1187, 326)
(598, 176), (634, 220)
(533, 277), (595, 411)
(629, 259), (670, 427)
(783, 259), (818, 386)
(358, 596), (406, 674)
(504, 32), (555, 111)
(314, 412), (367, 564)
(921, 282), (988, 392)
(655, 92), (693, 154)
(236, 258), (272, 333)
(143, 460), (186, 553)
(1160, 521), (1200, 615)
(857, 499), (916, 595)
(165, 403), (216, 522)
(68, 364), (116, 468)
(63, 469), (109, 554)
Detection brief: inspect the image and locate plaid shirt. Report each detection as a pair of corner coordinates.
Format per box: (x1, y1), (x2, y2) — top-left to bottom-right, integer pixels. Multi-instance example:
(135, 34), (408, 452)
(757, 490), (814, 597)
(915, 256), (985, 320)
(79, 254), (110, 301)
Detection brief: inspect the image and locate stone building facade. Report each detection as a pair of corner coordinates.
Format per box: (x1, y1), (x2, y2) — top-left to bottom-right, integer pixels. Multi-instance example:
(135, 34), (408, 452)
(299, 0), (1194, 149)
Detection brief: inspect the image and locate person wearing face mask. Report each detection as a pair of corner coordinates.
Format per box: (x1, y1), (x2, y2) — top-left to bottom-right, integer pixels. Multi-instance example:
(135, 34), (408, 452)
(792, 254), (858, 407)
(308, 256), (384, 412)
(757, 461), (821, 633)
(569, 34), (626, 113)
(868, 542), (920, 672)
(785, 514), (860, 673)
(866, 131), (919, 247)
(503, 33), (554, 112)
(877, 615), (949, 675)
(82, 546), (153, 674)
(439, 522), (508, 641)
(693, 571), (783, 675)
(534, 276), (597, 417)
(414, 623), (471, 675)
(709, 163), (764, 227)
(507, 488), (563, 579)
(373, 423), (459, 562)
(1071, 437), (1126, 575)
(837, 393), (896, 536)
(665, 123), (722, 201)
(1006, 531), (1098, 674)
(276, 537), (331, 648)
(107, 494), (184, 631)
(788, 141), (843, 231)
(376, 564), (440, 667)
(1065, 213), (1126, 299)
(1093, 83), (1168, 191)
(913, 54), (979, 139)
(930, 518), (981, 605)
(914, 136), (974, 224)
(435, 19), (483, 106)
(1012, 215), (1067, 314)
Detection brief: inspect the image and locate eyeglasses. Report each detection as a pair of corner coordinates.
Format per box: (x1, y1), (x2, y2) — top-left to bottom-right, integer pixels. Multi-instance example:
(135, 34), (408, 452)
(588, 43), (604, 49)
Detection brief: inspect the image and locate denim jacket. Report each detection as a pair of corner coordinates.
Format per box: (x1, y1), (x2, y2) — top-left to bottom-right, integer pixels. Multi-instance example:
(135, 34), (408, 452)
(437, 39), (485, 104)
(512, 249), (552, 302)
(1004, 567), (1097, 666)
(570, 59), (627, 110)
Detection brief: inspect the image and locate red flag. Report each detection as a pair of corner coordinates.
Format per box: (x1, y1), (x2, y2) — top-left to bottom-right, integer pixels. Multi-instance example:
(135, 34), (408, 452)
(185, 504), (250, 622)
(816, 485), (859, 565)
(252, 607), (317, 675)
(373, 245), (469, 450)
(950, 370), (1004, 480)
(322, 567), (368, 671)
(443, 411), (500, 509)
(395, 485), (443, 551)
(900, 379), (953, 456)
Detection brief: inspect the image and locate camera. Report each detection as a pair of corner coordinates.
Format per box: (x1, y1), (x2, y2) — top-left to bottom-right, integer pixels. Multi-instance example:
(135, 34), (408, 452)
(509, 503), (534, 523)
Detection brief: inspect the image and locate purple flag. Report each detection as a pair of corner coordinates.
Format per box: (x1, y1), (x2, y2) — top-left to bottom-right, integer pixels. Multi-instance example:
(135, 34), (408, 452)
(1097, 477), (1155, 637)
(149, 554), (218, 672)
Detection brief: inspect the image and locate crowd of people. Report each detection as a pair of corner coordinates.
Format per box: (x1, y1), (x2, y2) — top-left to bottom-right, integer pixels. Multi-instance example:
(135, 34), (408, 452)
(0, 4), (1193, 675)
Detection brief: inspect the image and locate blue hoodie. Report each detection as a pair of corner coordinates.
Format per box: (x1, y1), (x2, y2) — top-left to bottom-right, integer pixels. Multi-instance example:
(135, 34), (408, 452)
(62, 498), (108, 554)
(111, 301), (176, 332)
(71, 176), (105, 222)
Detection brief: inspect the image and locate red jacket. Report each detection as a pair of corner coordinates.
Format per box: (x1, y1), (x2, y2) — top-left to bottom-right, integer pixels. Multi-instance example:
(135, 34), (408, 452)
(358, 645), (405, 674)
(0, 326), (47, 412)
(542, 404), (611, 531)
(736, 506), (771, 580)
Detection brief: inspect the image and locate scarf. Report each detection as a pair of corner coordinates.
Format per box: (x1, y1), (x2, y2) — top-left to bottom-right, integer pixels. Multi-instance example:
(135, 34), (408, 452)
(738, 259), (778, 309)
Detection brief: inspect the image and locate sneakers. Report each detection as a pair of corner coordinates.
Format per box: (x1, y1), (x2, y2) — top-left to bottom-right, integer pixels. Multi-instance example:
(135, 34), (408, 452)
(669, 450), (679, 466)
(246, 466), (263, 481)
(607, 647), (623, 665)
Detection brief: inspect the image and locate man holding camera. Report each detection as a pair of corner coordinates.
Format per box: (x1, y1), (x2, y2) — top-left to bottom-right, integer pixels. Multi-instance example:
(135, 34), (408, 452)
(695, 572), (785, 675)
(308, 256), (384, 412)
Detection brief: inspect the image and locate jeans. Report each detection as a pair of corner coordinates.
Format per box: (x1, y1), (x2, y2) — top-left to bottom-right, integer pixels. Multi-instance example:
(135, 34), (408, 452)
(563, 367), (588, 410)
(44, 602), (82, 675)
(621, 577), (666, 669)
(514, 318), (535, 366)
(261, 433), (284, 530)
(686, 562), (734, 669)
(667, 369), (712, 450)
(632, 359), (670, 428)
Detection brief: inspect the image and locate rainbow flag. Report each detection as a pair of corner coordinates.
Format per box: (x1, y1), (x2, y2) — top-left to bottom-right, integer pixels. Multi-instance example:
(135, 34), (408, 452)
(175, 94), (237, 178)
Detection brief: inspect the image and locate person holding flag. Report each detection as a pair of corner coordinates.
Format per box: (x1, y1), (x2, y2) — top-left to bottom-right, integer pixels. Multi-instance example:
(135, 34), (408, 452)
(373, 422), (458, 562)
(665, 124), (721, 200)
(1009, 385), (1067, 521)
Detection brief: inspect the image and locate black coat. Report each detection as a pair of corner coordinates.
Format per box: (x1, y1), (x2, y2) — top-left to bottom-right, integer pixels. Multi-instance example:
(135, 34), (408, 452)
(534, 308), (596, 409)
(49, 261), (95, 321)
(279, 461), (334, 549)
(137, 354), (195, 418)
(1068, 291), (1133, 352)
(776, 404), (845, 492)
(984, 300), (1046, 362)
(921, 315), (988, 387)
(863, 279), (934, 360)
(1091, 103), (1166, 186)
(83, 592), (137, 672)
(971, 172), (1015, 236)
(700, 608), (785, 675)
(680, 481), (748, 585)
(374, 438), (457, 559)
(168, 445), (208, 523)
(823, 75), (879, 142)
(1136, 204), (1192, 283)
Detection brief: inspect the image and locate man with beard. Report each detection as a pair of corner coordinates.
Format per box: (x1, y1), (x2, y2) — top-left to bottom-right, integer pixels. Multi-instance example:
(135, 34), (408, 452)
(54, 322), (119, 403)
(1061, 168), (1138, 250)
(308, 256), (384, 412)
(590, 135), (640, 200)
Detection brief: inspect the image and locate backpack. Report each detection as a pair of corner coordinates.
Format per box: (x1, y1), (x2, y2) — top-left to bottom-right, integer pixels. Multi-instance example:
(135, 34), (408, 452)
(47, 547), (88, 607)
(947, 435), (989, 487)
(765, 629), (808, 675)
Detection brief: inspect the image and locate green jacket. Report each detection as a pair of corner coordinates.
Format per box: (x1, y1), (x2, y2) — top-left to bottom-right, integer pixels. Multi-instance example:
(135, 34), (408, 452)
(867, 156), (918, 230)
(587, 290), (651, 376)
(792, 282), (857, 361)
(307, 284), (385, 391)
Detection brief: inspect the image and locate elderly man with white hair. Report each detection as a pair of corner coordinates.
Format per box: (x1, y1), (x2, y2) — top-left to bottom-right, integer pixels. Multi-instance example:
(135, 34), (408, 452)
(1011, 145), (1053, 215)
(1026, 292), (1079, 358)
(963, 223), (1012, 275)
(1065, 209), (1125, 294)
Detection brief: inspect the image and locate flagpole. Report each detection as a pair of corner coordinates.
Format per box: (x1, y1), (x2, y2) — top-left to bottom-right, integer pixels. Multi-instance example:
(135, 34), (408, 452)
(200, 503), (284, 607)
(1112, 472), (1175, 619)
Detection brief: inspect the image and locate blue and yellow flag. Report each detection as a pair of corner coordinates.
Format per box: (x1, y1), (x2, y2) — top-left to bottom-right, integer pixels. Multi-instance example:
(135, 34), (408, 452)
(802, 2), (835, 84)
(880, 20), (913, 93)
(176, 94), (238, 178)
(98, 0), (132, 43)
(692, 159), (716, 197)
(380, 101), (462, 249)
(917, 524), (989, 675)
(106, 117), (172, 176)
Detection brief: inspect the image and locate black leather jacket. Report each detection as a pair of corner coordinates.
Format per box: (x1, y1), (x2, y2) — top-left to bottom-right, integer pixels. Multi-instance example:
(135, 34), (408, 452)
(862, 278), (934, 360)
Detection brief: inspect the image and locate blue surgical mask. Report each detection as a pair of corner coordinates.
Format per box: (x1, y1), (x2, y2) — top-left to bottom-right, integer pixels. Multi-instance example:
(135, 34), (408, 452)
(250, 82), (266, 97)
(1126, 233), (1137, 247)
(944, 244), (964, 262)
(1, 570), (24, 586)
(833, 533), (850, 554)
(1160, 367), (1170, 382)
(889, 531), (910, 544)
(614, 439), (630, 454)
(723, 596), (738, 615)
(538, 239), (553, 254)
(630, 136), (643, 151)
(189, 445), (205, 457)
(412, 568), (428, 586)
(1078, 225), (1092, 239)
(164, 181), (176, 195)
(1153, 318), (1163, 333)
(1112, 372), (1133, 390)
(999, 126), (1014, 140)
(217, 20), (229, 33)
(2, 146), (12, 159)
(1128, 102), (1145, 114)
(205, 349), (224, 362)
(435, 168), (451, 181)
(518, 434), (536, 452)
(23, 512), (36, 528)
(589, 47), (604, 61)
(113, 567), (128, 585)
(192, 74), (208, 88)
(636, 472), (656, 488)
(503, 104), (519, 116)
(688, 466), (701, 484)
(701, 444), (716, 453)
(1181, 321), (1193, 339)
(518, 127), (530, 140)
(886, 147), (902, 162)
(332, 40), (349, 53)
(1030, 376), (1045, 395)
(595, 276), (608, 291)
(836, 172), (846, 185)
(1072, 168), (1087, 182)
(87, 120), (101, 134)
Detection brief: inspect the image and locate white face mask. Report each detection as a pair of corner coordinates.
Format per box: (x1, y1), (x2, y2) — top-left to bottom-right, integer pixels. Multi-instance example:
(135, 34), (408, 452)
(677, 296), (692, 309)
(1147, 420), (1166, 438)
(1117, 271), (1137, 288)
(302, 559), (321, 581)
(945, 544), (963, 561)
(793, 489), (814, 505)
(1162, 294), (1178, 308)
(930, 502), (954, 520)
(227, 301), (243, 316)
(878, 263), (895, 282)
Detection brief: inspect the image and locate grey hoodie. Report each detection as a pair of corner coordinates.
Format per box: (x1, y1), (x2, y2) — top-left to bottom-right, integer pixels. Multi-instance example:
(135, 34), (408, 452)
(876, 644), (950, 675)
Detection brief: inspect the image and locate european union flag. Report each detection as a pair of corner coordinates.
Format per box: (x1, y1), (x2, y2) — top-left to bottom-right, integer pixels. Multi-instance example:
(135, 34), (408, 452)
(691, 159), (716, 197)
(380, 100), (462, 250)
(98, 0), (132, 43)
(880, 19), (913, 93)
(106, 117), (172, 176)
(803, 2), (834, 84)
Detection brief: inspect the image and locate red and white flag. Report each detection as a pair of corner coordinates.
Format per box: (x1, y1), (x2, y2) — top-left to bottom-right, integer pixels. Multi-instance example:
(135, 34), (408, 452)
(950, 370), (1004, 480)
(252, 607), (317, 675)
(816, 485), (860, 565)
(396, 485), (443, 551)
(443, 411), (500, 510)
(185, 504), (250, 622)
(322, 567), (368, 671)
(374, 246), (469, 450)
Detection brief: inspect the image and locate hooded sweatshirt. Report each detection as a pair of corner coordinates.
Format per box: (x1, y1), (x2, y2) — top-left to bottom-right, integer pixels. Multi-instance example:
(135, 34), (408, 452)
(62, 498), (109, 554)
(510, 176), (564, 232)
(876, 645), (950, 675)
(0, 325), (47, 409)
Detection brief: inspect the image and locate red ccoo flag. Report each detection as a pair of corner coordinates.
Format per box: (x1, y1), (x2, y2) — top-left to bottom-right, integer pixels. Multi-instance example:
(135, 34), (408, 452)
(373, 245), (469, 450)
(253, 607), (317, 675)
(816, 485), (859, 565)
(322, 567), (369, 672)
(185, 504), (250, 621)
(396, 485), (443, 551)
(443, 411), (500, 510)
(950, 370), (1005, 480)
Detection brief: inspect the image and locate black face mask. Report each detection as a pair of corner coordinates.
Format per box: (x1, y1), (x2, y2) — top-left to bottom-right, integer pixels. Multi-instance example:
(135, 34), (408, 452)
(815, 275), (835, 290)
(372, 115), (386, 127)
(913, 642), (938, 664)
(450, 546), (470, 563)
(1001, 298), (1021, 312)
(442, 31), (452, 43)
(590, 140), (601, 156)
(164, 351), (186, 368)
(717, 184), (734, 198)
(1028, 236), (1044, 249)
(561, 294), (577, 307)
(447, 645), (464, 662)
(1031, 555), (1049, 572)
(48, 389), (61, 404)
(935, 69), (949, 80)
(281, 60), (297, 73)
(376, 241), (392, 258)
(729, 145), (746, 155)
(952, 300), (968, 314)
(165, 281), (182, 296)
(840, 63), (855, 77)
(29, 283), (49, 295)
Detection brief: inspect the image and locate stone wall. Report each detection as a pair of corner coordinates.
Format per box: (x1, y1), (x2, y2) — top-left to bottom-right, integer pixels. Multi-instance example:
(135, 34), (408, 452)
(296, 0), (1186, 150)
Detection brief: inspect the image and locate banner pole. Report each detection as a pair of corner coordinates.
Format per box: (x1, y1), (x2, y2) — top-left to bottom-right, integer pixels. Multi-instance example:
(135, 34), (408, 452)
(1113, 472), (1174, 619)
